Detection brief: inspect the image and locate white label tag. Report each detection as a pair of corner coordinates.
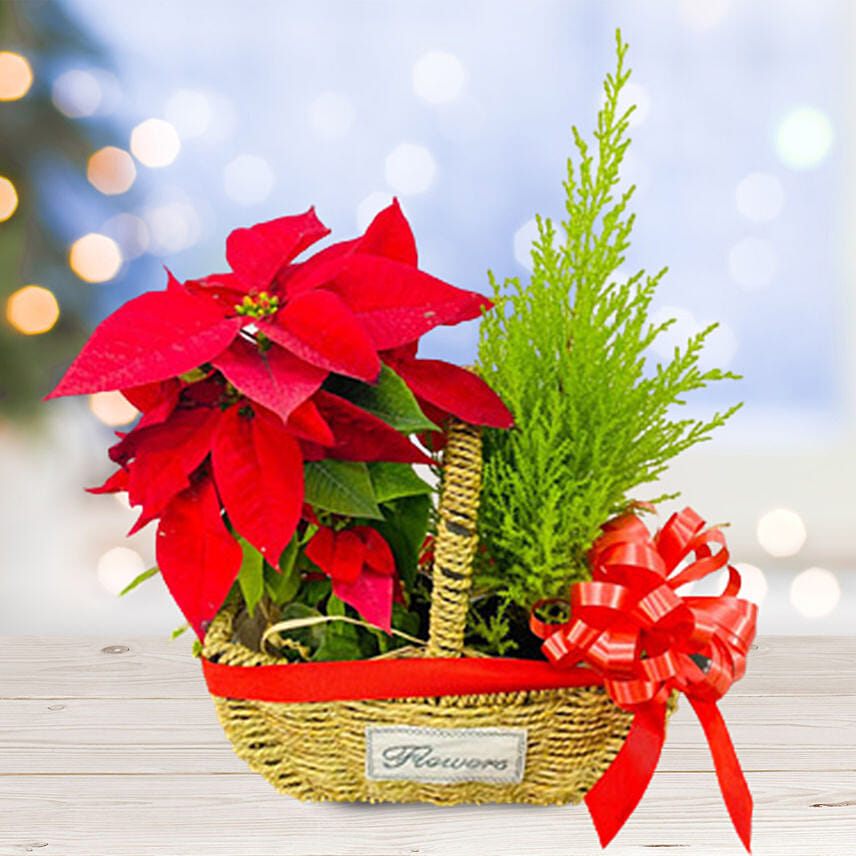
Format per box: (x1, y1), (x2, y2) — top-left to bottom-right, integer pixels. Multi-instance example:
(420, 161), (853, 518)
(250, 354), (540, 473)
(365, 726), (527, 784)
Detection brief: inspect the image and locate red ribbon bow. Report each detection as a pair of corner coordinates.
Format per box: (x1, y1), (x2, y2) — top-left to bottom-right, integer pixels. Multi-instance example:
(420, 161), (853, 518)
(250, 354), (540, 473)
(531, 507), (758, 851)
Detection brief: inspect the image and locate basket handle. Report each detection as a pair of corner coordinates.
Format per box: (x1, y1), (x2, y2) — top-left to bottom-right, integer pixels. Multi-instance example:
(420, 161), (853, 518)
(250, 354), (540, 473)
(425, 418), (483, 658)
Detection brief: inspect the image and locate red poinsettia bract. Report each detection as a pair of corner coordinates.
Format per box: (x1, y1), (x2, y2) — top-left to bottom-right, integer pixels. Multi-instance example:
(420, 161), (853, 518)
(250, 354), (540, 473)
(305, 524), (397, 631)
(54, 200), (513, 638)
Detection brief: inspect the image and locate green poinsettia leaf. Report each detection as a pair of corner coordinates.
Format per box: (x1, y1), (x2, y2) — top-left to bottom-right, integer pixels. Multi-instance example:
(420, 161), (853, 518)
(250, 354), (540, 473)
(264, 539), (301, 605)
(374, 494), (431, 590)
(311, 595), (371, 662)
(236, 538), (265, 617)
(304, 460), (383, 520)
(277, 602), (326, 652)
(324, 365), (438, 433)
(118, 566), (159, 597)
(369, 462), (433, 503)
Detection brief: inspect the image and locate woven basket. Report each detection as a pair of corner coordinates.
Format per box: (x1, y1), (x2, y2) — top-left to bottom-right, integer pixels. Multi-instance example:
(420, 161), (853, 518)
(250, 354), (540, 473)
(202, 419), (638, 805)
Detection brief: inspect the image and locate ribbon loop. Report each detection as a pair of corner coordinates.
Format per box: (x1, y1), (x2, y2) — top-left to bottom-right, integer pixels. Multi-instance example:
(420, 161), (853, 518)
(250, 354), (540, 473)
(531, 507), (757, 851)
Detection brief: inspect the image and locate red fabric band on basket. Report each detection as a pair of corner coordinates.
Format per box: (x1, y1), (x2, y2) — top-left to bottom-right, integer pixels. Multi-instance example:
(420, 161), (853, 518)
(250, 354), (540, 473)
(201, 654), (601, 703)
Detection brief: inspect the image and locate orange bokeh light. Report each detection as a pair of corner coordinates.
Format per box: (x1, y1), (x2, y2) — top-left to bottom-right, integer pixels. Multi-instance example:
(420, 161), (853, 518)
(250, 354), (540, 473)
(5, 285), (60, 335)
(0, 176), (18, 222)
(0, 52), (33, 101)
(89, 391), (138, 426)
(69, 233), (123, 283)
(87, 147), (136, 195)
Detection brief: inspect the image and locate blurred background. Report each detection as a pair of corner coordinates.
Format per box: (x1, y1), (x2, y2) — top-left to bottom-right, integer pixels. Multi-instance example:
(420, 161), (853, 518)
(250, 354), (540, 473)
(1, 0), (852, 637)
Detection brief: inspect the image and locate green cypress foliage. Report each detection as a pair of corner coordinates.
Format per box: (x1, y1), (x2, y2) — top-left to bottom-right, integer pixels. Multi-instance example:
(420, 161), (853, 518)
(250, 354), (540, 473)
(472, 31), (740, 652)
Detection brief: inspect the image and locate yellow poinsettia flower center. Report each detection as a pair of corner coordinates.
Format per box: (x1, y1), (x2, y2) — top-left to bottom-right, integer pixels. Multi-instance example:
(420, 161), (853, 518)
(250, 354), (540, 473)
(234, 291), (280, 319)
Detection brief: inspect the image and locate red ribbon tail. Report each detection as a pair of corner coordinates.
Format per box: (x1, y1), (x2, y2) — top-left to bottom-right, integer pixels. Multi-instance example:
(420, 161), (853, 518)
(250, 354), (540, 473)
(689, 697), (753, 853)
(584, 702), (666, 848)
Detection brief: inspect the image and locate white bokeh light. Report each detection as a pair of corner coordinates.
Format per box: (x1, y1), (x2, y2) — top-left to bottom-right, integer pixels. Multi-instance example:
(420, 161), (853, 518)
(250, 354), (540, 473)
(650, 306), (698, 359)
(308, 91), (355, 140)
(144, 201), (202, 254)
(356, 191), (393, 232)
(790, 567), (841, 619)
(205, 94), (238, 142)
(102, 213), (150, 260)
(734, 563), (769, 606)
(97, 547), (146, 596)
(513, 219), (540, 271)
(757, 508), (807, 558)
(385, 143), (436, 195)
(52, 69), (101, 117)
(114, 492), (133, 510)
(164, 89), (213, 139)
(223, 154), (275, 206)
(775, 106), (834, 170)
(728, 237), (777, 289)
(677, 0), (731, 30)
(650, 306), (737, 370)
(130, 119), (182, 168)
(624, 82), (650, 127)
(698, 321), (738, 371)
(602, 81), (650, 127)
(735, 172), (785, 222)
(412, 51), (468, 104)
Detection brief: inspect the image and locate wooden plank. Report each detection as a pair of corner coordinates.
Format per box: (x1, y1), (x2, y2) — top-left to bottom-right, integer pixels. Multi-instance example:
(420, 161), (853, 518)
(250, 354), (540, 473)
(0, 635), (202, 699)
(3, 636), (856, 699)
(0, 771), (853, 856)
(0, 694), (853, 775)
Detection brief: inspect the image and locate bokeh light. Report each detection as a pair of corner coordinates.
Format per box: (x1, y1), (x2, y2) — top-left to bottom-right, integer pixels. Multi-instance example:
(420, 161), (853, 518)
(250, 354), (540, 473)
(96, 546), (146, 595)
(728, 237), (777, 289)
(385, 143), (436, 195)
(602, 81), (650, 127)
(130, 118), (181, 168)
(650, 306), (698, 358)
(356, 191), (393, 232)
(222, 154), (275, 206)
(698, 321), (738, 371)
(5, 286), (60, 335)
(757, 508), (807, 557)
(649, 306), (738, 370)
(623, 82), (650, 127)
(412, 51), (467, 104)
(775, 106), (834, 170)
(733, 563), (769, 606)
(0, 176), (18, 222)
(735, 172), (784, 222)
(143, 201), (201, 255)
(102, 213), (150, 259)
(513, 218), (539, 270)
(51, 69), (101, 117)
(69, 233), (123, 283)
(0, 52), (33, 101)
(89, 391), (138, 426)
(790, 567), (841, 618)
(308, 91), (355, 140)
(164, 88), (213, 139)
(87, 147), (136, 195)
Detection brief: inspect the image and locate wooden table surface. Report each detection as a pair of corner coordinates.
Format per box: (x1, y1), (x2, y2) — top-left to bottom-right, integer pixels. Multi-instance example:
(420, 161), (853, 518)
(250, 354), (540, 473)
(0, 635), (854, 856)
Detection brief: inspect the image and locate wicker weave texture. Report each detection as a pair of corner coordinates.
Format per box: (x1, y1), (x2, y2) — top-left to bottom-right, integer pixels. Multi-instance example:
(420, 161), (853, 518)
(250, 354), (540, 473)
(202, 418), (636, 805)
(204, 605), (633, 805)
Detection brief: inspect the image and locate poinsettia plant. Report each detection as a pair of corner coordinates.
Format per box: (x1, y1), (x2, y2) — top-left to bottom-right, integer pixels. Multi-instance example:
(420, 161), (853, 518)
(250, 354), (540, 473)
(48, 200), (512, 657)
